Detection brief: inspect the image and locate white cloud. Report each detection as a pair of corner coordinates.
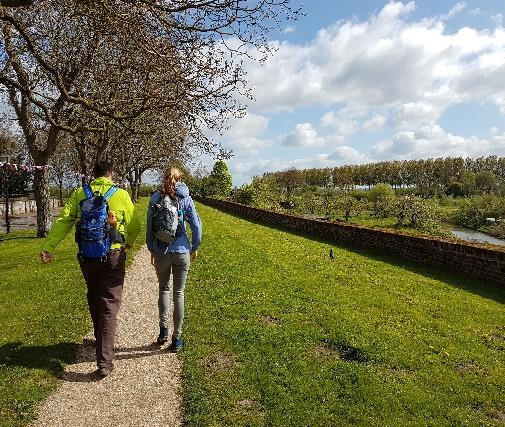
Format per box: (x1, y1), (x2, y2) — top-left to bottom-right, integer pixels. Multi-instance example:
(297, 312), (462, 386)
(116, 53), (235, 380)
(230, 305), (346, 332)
(444, 2), (466, 20)
(394, 102), (443, 130)
(223, 112), (269, 139)
(496, 97), (505, 115)
(222, 2), (505, 184)
(491, 127), (499, 135)
(227, 137), (272, 155)
(492, 14), (503, 26)
(219, 112), (271, 156)
(363, 114), (386, 132)
(230, 151), (365, 184)
(320, 112), (360, 135)
(371, 124), (505, 160)
(327, 146), (368, 163)
(281, 123), (326, 147)
(283, 25), (296, 34)
(243, 1), (505, 127)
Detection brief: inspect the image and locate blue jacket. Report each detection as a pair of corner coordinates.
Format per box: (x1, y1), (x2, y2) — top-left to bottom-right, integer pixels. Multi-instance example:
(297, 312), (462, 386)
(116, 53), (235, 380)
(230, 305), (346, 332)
(146, 182), (202, 254)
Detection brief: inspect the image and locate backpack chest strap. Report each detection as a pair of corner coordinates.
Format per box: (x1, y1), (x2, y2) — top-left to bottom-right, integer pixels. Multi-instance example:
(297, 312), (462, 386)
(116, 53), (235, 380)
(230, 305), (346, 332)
(103, 185), (119, 201)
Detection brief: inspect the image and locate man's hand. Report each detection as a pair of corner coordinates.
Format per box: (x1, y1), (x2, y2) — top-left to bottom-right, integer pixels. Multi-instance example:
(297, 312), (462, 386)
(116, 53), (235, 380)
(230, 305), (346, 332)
(39, 251), (54, 264)
(190, 250), (198, 262)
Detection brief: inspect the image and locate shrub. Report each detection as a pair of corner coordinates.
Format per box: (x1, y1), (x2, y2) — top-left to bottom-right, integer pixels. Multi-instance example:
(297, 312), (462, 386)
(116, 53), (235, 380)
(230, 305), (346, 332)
(456, 195), (505, 230)
(230, 185), (255, 205)
(393, 195), (441, 231)
(138, 184), (157, 197)
(368, 183), (395, 218)
(335, 195), (368, 221)
(368, 183), (394, 202)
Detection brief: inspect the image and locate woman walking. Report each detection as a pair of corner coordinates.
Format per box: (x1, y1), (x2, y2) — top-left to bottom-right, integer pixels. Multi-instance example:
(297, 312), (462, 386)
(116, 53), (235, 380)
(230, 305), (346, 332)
(146, 167), (202, 352)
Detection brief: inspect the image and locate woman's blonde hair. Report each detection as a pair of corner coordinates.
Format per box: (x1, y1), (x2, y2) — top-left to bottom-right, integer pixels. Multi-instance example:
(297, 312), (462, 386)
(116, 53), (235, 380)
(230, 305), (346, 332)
(162, 167), (183, 198)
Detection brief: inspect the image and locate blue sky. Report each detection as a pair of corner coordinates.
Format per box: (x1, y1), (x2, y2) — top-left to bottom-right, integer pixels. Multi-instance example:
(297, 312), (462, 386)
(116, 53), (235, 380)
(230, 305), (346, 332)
(209, 1), (505, 186)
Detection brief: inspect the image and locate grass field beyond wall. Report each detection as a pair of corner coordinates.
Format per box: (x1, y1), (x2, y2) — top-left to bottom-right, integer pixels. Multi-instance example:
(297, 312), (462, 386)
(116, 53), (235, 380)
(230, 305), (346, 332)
(0, 197), (147, 427)
(183, 203), (505, 426)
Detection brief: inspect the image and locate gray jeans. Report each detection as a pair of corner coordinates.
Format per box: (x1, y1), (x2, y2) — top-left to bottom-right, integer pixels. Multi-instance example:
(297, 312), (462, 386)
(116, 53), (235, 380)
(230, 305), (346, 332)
(153, 252), (190, 338)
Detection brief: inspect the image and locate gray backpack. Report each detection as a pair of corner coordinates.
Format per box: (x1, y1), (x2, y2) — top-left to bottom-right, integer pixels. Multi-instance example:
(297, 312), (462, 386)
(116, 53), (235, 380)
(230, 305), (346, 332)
(152, 192), (182, 243)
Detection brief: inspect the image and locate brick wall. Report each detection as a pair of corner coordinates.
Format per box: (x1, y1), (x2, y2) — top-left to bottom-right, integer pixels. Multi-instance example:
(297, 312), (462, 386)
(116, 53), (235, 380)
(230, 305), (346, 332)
(194, 196), (505, 286)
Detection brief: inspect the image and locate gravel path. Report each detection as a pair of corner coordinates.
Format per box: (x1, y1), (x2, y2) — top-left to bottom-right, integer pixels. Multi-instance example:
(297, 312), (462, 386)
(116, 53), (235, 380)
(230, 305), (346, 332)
(31, 246), (183, 427)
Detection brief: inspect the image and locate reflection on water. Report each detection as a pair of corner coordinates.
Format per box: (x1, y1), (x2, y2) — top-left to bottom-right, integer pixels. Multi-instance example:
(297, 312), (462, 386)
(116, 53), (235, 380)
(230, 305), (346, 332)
(451, 228), (505, 246)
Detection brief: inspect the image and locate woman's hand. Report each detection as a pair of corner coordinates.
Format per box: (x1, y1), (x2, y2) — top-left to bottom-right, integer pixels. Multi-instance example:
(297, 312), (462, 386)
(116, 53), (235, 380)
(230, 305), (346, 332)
(190, 250), (198, 262)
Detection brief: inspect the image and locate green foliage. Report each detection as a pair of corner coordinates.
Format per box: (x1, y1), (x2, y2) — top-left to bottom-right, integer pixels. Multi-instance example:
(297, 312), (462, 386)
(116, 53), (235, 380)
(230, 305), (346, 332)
(368, 183), (394, 202)
(203, 160), (233, 198)
(137, 184), (157, 198)
(249, 175), (282, 211)
(475, 171), (497, 194)
(276, 168), (305, 197)
(456, 195), (505, 229)
(368, 183), (395, 219)
(393, 195), (441, 232)
(459, 170), (477, 195)
(230, 184), (255, 205)
(183, 203), (505, 426)
(335, 195), (368, 221)
(264, 156), (505, 197)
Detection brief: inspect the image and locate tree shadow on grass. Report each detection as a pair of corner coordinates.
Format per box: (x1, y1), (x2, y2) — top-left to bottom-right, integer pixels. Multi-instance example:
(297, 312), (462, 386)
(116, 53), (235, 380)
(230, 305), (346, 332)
(0, 341), (79, 375)
(215, 209), (505, 305)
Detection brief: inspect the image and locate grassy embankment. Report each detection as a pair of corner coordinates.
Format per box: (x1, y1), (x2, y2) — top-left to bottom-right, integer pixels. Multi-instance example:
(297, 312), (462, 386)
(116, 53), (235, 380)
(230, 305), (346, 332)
(183, 202), (505, 426)
(0, 197), (148, 427)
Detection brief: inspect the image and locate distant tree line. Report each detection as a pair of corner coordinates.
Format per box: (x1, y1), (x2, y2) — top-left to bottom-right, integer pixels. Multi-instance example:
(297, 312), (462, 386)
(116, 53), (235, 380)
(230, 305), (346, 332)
(263, 156), (505, 197)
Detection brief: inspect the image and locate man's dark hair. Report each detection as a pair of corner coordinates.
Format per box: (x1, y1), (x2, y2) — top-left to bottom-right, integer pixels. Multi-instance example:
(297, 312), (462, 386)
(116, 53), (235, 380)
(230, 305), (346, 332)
(93, 160), (113, 178)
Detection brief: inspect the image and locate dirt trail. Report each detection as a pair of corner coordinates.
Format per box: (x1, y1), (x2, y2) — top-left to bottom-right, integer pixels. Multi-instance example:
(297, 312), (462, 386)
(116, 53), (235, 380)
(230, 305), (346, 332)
(30, 246), (183, 427)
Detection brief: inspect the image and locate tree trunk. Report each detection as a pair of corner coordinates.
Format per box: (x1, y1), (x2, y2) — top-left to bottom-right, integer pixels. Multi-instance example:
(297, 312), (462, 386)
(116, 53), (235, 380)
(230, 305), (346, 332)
(33, 167), (52, 237)
(58, 181), (64, 206)
(3, 168), (11, 233)
(75, 138), (88, 176)
(126, 173), (136, 202)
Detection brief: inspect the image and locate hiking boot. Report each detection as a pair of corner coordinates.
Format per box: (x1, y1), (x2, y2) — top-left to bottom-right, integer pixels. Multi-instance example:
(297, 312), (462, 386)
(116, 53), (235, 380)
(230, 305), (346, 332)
(157, 326), (169, 345)
(170, 336), (183, 353)
(96, 365), (113, 379)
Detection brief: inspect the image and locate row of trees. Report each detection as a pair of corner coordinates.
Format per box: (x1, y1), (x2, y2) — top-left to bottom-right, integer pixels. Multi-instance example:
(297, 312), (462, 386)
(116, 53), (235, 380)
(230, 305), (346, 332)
(267, 156), (505, 197)
(230, 179), (444, 233)
(0, 0), (300, 236)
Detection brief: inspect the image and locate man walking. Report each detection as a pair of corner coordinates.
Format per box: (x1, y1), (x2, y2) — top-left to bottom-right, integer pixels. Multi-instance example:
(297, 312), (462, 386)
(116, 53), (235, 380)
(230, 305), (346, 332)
(40, 161), (140, 378)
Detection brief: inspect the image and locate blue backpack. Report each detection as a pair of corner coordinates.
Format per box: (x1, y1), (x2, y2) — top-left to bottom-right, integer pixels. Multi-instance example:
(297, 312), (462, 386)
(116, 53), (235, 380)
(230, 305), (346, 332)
(76, 184), (119, 258)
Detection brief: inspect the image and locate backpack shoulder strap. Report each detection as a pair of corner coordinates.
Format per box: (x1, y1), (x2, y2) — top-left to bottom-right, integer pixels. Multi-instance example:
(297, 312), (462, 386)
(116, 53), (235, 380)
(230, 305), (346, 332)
(83, 184), (93, 199)
(103, 185), (119, 201)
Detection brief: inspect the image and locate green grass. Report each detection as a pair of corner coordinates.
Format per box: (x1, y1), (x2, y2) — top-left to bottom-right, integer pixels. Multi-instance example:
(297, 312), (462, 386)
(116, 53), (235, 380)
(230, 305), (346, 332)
(182, 203), (505, 426)
(0, 197), (148, 427)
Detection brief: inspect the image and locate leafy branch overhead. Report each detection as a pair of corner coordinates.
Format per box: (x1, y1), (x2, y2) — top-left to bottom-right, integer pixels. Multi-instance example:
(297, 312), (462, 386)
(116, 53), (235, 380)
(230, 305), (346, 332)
(0, 0), (300, 236)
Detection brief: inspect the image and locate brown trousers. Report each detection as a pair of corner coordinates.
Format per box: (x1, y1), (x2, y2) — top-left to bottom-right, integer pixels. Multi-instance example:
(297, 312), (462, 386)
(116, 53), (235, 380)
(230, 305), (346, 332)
(79, 248), (126, 369)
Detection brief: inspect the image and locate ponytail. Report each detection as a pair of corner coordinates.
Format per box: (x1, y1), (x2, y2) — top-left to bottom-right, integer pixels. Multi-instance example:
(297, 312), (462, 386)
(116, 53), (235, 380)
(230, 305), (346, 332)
(162, 167), (183, 198)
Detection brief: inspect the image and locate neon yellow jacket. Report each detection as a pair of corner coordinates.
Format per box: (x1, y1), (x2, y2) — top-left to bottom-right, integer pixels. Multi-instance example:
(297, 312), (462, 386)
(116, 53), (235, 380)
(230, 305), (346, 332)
(42, 177), (141, 253)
